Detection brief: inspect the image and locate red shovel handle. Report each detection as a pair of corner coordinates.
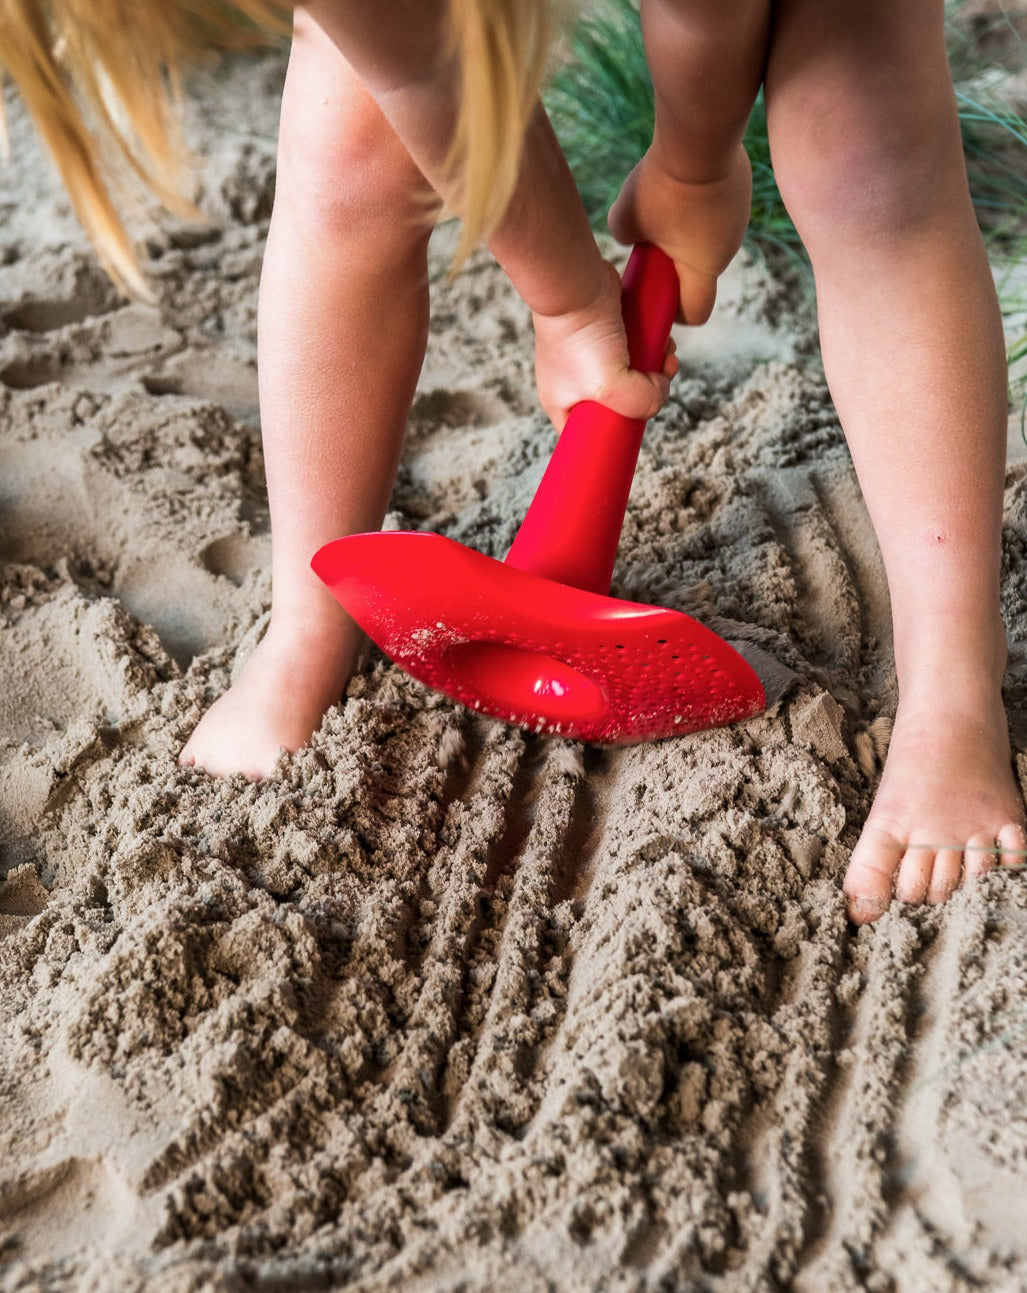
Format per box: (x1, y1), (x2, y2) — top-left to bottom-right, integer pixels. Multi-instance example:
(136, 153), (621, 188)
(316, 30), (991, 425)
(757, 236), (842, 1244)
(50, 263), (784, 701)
(504, 244), (679, 594)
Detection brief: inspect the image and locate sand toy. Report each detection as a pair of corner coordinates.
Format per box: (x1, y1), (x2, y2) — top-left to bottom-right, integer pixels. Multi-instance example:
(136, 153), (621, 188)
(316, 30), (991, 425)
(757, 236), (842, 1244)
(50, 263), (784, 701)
(312, 245), (782, 742)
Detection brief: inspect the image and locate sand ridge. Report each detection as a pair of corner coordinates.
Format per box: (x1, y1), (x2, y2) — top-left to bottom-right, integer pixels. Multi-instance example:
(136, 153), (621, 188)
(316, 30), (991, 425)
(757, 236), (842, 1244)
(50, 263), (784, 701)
(2, 49), (1027, 1293)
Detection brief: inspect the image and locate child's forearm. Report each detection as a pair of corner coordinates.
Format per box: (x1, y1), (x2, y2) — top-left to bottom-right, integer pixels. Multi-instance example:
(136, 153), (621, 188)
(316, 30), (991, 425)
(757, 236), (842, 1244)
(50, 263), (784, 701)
(643, 0), (768, 180)
(304, 0), (610, 320)
(486, 105), (610, 320)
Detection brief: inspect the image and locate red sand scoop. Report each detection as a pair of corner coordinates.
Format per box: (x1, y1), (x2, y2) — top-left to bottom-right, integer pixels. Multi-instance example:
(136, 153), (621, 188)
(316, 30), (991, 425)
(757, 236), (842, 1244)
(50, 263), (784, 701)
(312, 245), (773, 743)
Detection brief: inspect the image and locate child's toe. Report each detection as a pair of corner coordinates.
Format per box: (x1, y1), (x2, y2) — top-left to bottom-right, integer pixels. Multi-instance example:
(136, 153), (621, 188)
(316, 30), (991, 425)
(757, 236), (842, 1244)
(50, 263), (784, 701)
(894, 843), (933, 905)
(964, 829), (998, 879)
(997, 821), (1027, 869)
(843, 824), (904, 923)
(926, 846), (962, 904)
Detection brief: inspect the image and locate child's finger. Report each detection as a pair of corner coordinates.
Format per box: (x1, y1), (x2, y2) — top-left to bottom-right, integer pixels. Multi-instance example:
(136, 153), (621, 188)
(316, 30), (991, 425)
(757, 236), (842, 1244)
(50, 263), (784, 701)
(607, 172), (642, 247)
(550, 369), (671, 435)
(663, 337), (679, 380)
(677, 266), (718, 326)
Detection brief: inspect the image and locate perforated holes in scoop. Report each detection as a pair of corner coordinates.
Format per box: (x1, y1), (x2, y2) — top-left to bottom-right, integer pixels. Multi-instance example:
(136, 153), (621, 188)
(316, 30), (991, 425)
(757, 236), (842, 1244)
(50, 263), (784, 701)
(622, 634), (742, 712)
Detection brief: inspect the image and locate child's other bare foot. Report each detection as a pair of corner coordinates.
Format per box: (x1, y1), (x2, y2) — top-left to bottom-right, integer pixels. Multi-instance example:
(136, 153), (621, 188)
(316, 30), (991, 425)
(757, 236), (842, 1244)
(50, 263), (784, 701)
(179, 611), (365, 780)
(844, 683), (1026, 924)
(608, 143), (753, 324)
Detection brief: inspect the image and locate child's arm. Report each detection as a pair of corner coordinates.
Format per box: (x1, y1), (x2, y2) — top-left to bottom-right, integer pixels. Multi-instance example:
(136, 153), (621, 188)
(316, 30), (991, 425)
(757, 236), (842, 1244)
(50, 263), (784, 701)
(492, 104), (678, 431)
(608, 0), (769, 323)
(303, 0), (675, 429)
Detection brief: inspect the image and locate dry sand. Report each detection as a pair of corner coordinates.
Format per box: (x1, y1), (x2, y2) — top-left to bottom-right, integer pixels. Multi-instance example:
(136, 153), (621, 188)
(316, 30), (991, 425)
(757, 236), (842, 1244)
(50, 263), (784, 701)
(3, 47), (1027, 1293)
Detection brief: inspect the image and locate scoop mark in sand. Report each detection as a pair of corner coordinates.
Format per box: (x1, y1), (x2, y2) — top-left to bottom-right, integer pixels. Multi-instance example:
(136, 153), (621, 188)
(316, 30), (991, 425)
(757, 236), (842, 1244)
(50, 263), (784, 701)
(792, 915), (926, 1291)
(727, 903), (846, 1288)
(440, 740), (589, 1136)
(886, 893), (1027, 1260)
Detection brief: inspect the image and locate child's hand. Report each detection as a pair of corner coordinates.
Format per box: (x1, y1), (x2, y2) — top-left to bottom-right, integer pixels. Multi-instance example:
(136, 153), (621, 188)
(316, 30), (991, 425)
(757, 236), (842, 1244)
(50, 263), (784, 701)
(608, 144), (752, 325)
(532, 259), (677, 433)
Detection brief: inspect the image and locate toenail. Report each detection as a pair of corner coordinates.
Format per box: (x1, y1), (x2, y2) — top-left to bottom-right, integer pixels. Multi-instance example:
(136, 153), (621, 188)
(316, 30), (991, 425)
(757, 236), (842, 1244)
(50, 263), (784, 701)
(849, 894), (890, 922)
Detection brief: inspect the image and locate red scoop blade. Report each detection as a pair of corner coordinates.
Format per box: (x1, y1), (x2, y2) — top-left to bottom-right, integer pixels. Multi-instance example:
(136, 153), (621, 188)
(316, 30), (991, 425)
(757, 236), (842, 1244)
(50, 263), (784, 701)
(312, 532), (765, 743)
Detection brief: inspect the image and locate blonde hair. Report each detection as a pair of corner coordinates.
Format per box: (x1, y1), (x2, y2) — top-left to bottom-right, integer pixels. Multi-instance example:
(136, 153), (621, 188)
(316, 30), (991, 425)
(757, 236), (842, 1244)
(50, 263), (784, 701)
(446, 0), (565, 265)
(0, 0), (290, 297)
(0, 0), (564, 296)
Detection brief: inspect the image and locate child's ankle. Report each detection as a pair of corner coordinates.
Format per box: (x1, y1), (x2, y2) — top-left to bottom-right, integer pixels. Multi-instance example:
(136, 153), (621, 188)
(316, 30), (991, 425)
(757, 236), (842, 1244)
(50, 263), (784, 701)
(895, 621), (1007, 707)
(263, 599), (362, 653)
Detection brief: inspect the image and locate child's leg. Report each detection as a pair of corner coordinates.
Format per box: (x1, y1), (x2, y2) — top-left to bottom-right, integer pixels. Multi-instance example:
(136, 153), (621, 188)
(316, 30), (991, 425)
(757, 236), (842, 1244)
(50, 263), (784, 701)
(180, 11), (431, 778)
(608, 0), (771, 321)
(764, 0), (1026, 921)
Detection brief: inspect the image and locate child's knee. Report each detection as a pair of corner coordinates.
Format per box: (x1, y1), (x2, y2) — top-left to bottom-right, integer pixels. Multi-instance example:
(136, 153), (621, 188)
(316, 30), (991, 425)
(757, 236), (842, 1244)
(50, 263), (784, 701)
(275, 104), (427, 241)
(274, 13), (429, 243)
(766, 82), (965, 251)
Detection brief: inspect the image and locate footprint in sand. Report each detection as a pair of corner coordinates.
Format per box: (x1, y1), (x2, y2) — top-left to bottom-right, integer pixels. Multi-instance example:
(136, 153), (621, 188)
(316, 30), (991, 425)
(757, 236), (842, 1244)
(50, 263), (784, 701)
(0, 248), (183, 393)
(1, 380), (269, 670)
(0, 251), (120, 335)
(0, 569), (179, 866)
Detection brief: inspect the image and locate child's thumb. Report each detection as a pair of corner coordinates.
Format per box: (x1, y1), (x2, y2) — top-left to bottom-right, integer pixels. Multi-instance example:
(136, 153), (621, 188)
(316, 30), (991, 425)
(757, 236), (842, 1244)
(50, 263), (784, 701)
(599, 368), (672, 423)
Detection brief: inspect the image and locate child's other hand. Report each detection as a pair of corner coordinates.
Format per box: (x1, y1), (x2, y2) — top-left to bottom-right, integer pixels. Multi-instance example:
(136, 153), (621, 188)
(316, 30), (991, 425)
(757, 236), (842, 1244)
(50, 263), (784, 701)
(532, 259), (677, 433)
(608, 144), (752, 325)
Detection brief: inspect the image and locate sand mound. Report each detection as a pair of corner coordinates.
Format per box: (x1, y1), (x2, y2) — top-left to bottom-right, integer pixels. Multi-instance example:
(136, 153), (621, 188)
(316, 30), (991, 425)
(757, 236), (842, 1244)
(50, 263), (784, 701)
(3, 51), (1027, 1293)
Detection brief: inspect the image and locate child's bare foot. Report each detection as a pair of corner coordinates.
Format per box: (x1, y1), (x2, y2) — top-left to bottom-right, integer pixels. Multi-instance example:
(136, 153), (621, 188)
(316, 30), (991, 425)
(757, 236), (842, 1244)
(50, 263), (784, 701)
(844, 685), (1026, 924)
(608, 143), (753, 324)
(179, 611), (365, 780)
